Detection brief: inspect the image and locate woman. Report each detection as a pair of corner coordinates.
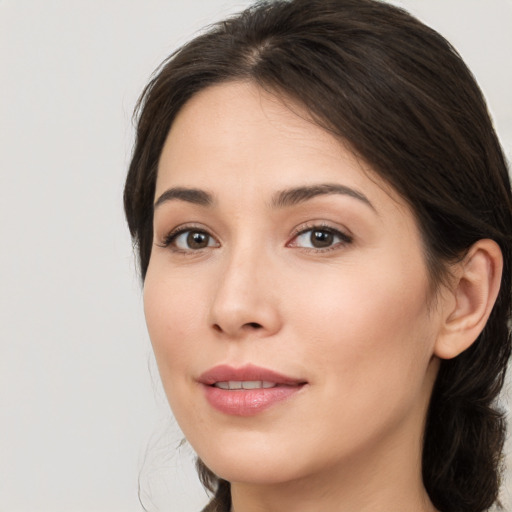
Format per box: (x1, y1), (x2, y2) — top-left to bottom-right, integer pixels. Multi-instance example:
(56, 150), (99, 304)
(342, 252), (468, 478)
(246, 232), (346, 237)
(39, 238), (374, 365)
(124, 1), (512, 511)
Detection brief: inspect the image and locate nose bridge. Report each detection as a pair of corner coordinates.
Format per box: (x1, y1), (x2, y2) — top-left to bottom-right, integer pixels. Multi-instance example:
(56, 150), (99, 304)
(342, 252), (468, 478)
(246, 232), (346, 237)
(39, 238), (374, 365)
(209, 236), (280, 337)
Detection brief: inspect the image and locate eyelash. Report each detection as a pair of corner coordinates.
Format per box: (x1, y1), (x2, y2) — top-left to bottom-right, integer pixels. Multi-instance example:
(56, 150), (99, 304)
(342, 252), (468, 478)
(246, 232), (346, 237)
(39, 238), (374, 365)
(157, 224), (215, 253)
(289, 223), (353, 253)
(157, 223), (353, 254)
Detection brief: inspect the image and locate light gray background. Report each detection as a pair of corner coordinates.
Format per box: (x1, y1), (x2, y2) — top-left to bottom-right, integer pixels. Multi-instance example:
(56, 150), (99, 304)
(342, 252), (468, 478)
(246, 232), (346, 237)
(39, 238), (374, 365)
(1, 1), (511, 511)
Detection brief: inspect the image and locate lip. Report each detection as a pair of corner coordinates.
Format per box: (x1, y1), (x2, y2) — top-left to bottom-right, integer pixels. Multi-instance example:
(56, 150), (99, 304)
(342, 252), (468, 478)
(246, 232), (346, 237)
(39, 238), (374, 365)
(198, 364), (307, 416)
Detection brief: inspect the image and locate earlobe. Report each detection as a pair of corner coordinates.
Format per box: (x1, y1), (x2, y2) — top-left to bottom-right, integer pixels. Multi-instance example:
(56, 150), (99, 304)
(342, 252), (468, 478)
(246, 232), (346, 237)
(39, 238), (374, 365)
(434, 239), (503, 360)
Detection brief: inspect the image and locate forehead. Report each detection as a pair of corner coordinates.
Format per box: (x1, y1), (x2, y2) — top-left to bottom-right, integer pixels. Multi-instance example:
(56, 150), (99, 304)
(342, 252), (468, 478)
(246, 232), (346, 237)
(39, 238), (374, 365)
(156, 81), (404, 213)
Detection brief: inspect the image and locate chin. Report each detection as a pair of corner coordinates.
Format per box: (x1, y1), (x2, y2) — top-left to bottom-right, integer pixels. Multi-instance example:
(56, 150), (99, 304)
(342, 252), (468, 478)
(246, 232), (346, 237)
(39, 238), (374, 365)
(192, 428), (349, 489)
(203, 456), (304, 486)
(193, 433), (309, 486)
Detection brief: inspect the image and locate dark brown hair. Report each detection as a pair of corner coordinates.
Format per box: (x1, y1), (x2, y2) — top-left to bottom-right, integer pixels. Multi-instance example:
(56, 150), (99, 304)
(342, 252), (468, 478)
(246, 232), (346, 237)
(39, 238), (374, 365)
(124, 1), (512, 511)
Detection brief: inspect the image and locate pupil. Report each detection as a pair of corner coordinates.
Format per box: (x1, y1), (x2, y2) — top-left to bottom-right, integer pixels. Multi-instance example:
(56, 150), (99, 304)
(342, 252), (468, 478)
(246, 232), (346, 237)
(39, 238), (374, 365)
(311, 230), (333, 248)
(188, 231), (208, 248)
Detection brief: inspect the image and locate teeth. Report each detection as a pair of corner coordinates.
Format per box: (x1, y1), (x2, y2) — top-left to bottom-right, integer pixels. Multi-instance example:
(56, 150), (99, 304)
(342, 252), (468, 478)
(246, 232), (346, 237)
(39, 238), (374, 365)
(214, 380), (277, 390)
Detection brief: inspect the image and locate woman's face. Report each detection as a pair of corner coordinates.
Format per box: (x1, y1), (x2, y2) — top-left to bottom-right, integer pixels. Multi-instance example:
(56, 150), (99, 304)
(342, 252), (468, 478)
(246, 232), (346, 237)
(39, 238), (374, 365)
(144, 82), (444, 486)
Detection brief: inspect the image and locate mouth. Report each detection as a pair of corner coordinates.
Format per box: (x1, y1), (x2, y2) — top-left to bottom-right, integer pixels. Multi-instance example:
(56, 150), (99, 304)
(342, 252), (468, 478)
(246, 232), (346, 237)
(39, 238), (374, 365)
(199, 363), (306, 386)
(198, 364), (307, 416)
(213, 380), (280, 390)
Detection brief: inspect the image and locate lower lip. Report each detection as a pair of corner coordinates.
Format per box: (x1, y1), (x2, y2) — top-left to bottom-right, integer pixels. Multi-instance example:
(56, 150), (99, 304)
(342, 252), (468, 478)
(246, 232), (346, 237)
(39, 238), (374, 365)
(203, 384), (304, 416)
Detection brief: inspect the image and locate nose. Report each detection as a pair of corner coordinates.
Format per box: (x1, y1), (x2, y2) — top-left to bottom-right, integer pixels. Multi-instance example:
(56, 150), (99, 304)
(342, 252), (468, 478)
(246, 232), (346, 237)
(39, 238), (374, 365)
(208, 246), (282, 339)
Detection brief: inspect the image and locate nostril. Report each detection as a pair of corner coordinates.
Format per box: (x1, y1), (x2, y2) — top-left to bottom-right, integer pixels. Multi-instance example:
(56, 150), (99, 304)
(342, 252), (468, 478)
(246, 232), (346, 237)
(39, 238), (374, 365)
(245, 322), (263, 329)
(211, 321), (264, 334)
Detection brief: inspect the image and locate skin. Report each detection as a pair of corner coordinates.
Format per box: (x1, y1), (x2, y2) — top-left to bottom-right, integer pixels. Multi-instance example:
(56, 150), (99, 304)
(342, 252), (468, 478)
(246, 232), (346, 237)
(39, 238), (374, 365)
(143, 81), (450, 512)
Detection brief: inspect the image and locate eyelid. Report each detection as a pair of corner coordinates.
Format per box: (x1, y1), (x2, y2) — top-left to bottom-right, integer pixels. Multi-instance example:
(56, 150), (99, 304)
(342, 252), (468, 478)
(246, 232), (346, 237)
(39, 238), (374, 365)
(156, 223), (220, 250)
(155, 221), (352, 253)
(287, 222), (353, 250)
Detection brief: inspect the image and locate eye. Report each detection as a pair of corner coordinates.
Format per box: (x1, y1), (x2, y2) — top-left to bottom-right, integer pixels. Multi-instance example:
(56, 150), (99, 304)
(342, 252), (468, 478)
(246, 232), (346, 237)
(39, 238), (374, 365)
(161, 228), (219, 251)
(289, 225), (352, 250)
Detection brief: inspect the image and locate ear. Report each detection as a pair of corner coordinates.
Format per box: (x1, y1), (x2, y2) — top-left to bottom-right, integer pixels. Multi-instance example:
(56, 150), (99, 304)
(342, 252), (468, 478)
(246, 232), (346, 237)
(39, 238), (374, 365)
(434, 239), (503, 360)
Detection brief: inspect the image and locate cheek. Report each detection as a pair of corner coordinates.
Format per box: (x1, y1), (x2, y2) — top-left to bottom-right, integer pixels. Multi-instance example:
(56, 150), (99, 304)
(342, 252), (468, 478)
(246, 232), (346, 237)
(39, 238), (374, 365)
(287, 250), (435, 396)
(277, 259), (436, 463)
(143, 265), (206, 379)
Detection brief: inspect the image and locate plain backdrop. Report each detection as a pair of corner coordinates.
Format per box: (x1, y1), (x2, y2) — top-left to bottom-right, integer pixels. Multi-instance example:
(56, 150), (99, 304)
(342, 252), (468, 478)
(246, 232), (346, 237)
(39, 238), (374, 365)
(1, 1), (511, 511)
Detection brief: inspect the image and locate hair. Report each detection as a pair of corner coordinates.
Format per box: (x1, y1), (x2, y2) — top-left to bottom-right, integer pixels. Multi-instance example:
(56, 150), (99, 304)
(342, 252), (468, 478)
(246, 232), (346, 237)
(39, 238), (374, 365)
(124, 1), (512, 511)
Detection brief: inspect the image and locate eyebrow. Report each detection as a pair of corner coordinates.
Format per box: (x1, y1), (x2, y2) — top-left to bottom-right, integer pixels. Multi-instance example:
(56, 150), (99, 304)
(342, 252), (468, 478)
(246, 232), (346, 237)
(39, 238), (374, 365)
(153, 183), (375, 212)
(271, 183), (375, 211)
(154, 187), (213, 210)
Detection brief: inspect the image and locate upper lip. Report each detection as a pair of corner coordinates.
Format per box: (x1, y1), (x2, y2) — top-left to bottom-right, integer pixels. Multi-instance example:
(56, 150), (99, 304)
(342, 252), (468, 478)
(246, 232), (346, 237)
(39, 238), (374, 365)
(198, 363), (306, 386)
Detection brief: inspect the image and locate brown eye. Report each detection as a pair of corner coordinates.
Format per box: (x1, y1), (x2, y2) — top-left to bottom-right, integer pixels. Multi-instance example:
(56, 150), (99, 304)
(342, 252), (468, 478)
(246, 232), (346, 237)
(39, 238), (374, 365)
(310, 230), (334, 248)
(166, 229), (219, 251)
(290, 226), (352, 251)
(187, 231), (210, 249)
